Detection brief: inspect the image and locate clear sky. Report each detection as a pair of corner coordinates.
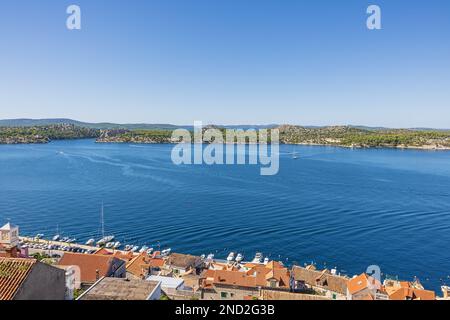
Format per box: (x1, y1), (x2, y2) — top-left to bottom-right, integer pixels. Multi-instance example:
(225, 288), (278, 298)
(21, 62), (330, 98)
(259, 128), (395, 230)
(0, 0), (449, 127)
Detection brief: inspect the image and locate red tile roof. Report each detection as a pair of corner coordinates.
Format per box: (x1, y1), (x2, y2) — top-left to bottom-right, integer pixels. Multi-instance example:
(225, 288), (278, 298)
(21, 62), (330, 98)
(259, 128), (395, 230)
(0, 258), (36, 300)
(202, 261), (290, 289)
(58, 252), (124, 283)
(385, 281), (436, 300)
(388, 287), (435, 300)
(347, 274), (370, 295)
(126, 253), (165, 278)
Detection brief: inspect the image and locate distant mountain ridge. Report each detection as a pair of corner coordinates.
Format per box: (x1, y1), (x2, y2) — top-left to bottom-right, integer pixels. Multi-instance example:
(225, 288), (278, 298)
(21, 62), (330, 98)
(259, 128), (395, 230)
(0, 118), (278, 130)
(1, 118), (448, 131)
(0, 118), (187, 130)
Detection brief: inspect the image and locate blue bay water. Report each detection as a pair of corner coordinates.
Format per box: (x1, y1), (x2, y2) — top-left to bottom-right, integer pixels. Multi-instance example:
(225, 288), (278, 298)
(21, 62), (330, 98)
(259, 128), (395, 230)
(0, 139), (449, 292)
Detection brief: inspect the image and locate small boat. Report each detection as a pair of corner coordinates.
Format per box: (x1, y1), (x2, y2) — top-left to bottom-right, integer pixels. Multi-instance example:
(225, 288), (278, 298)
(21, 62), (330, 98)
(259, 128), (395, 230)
(252, 252), (263, 264)
(113, 241), (121, 249)
(292, 146), (299, 159)
(131, 246), (140, 252)
(263, 257), (270, 265)
(124, 245), (133, 251)
(53, 235), (61, 241)
(97, 235), (115, 246)
(35, 233), (44, 239)
(146, 248), (154, 255)
(61, 237), (70, 242)
(206, 253), (215, 260)
(105, 242), (114, 248)
(227, 252), (235, 262)
(236, 253), (243, 263)
(86, 239), (95, 246)
(67, 238), (77, 243)
(139, 245), (149, 253)
(161, 248), (171, 256)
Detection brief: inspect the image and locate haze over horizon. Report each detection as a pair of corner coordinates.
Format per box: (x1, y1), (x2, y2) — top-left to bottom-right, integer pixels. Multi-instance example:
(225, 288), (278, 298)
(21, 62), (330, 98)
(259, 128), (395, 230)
(1, 0), (449, 128)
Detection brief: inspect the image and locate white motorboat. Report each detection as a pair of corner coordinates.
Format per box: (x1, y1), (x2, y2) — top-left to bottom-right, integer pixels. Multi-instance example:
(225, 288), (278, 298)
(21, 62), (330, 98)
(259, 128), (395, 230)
(161, 248), (171, 256)
(146, 248), (154, 255)
(131, 246), (140, 252)
(236, 253), (243, 263)
(206, 253), (215, 260)
(263, 257), (270, 264)
(53, 235), (61, 241)
(139, 245), (149, 253)
(105, 242), (114, 248)
(252, 252), (263, 263)
(97, 235), (115, 246)
(124, 245), (132, 251)
(113, 241), (121, 249)
(86, 239), (95, 246)
(227, 252), (235, 262)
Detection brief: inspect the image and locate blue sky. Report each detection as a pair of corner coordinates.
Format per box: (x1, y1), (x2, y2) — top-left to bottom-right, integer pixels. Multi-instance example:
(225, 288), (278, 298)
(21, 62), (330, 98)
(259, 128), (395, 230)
(0, 0), (449, 127)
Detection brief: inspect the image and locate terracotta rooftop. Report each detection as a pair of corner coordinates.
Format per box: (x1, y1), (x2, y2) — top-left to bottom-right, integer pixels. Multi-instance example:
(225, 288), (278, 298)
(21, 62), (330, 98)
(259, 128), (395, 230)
(202, 261), (290, 289)
(126, 253), (165, 278)
(388, 287), (435, 300)
(58, 252), (125, 283)
(94, 248), (136, 262)
(347, 273), (371, 295)
(0, 257), (36, 300)
(292, 265), (349, 295)
(79, 277), (160, 300)
(385, 280), (435, 300)
(165, 253), (202, 269)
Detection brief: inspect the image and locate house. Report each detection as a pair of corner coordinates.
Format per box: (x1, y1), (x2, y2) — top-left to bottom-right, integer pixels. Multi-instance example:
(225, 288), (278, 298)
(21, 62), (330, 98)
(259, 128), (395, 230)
(126, 253), (165, 279)
(384, 278), (435, 300)
(291, 265), (349, 300)
(0, 223), (20, 258)
(77, 277), (161, 300)
(346, 273), (388, 300)
(200, 261), (290, 300)
(55, 265), (81, 300)
(147, 275), (185, 290)
(0, 257), (66, 300)
(164, 253), (203, 276)
(146, 275), (199, 300)
(201, 269), (260, 300)
(246, 261), (290, 289)
(57, 252), (126, 287)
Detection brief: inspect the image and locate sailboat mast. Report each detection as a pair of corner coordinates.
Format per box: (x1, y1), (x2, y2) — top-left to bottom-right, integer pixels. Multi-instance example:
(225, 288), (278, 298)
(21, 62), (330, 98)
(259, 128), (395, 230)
(101, 202), (105, 239)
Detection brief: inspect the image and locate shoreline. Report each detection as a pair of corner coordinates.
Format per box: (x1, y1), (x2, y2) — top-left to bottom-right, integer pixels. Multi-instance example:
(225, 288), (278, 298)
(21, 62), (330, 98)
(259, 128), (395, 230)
(2, 138), (450, 151)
